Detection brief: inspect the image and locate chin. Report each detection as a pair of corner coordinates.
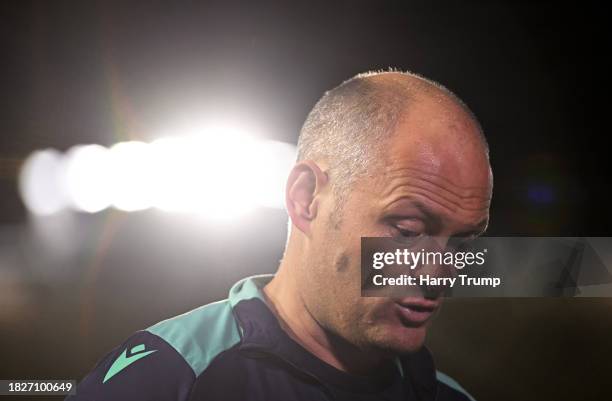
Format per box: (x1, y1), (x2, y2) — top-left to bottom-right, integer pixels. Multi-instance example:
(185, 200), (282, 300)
(369, 324), (428, 354)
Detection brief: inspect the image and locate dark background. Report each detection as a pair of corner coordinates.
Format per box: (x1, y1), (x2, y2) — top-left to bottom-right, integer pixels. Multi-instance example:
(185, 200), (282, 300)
(1, 1), (610, 400)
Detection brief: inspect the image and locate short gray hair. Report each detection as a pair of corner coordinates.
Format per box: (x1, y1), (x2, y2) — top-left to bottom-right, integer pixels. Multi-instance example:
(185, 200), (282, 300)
(296, 70), (484, 222)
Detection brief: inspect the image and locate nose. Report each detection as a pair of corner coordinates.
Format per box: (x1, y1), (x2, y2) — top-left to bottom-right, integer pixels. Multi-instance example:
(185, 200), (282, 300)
(412, 236), (456, 299)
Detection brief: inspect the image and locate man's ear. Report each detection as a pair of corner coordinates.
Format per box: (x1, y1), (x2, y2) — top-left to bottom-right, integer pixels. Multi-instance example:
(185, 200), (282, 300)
(285, 160), (329, 236)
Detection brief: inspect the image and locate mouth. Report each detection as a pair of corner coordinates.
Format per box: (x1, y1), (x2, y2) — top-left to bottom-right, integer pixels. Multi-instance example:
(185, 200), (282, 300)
(393, 298), (440, 326)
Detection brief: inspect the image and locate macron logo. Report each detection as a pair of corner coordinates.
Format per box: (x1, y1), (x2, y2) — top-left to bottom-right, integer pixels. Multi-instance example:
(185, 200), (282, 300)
(103, 344), (158, 383)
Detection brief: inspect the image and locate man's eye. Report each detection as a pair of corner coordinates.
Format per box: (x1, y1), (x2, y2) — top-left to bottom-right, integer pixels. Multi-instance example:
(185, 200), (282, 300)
(397, 228), (421, 237)
(392, 227), (424, 245)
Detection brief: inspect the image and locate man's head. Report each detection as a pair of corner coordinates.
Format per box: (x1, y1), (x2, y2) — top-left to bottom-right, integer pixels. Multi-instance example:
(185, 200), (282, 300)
(284, 71), (493, 355)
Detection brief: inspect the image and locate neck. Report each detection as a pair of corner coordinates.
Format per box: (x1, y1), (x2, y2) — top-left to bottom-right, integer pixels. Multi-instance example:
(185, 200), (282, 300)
(263, 242), (389, 376)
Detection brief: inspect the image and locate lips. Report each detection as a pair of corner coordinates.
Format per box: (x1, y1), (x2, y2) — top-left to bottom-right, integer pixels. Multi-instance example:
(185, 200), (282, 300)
(394, 297), (440, 326)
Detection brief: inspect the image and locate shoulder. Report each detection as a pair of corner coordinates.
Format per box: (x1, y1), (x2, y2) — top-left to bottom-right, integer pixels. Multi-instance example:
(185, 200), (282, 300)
(67, 299), (241, 401)
(435, 371), (477, 401)
(66, 330), (194, 401)
(147, 299), (242, 377)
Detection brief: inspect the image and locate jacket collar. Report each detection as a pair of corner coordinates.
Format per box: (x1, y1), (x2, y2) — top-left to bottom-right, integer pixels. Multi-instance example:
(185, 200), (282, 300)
(228, 275), (438, 400)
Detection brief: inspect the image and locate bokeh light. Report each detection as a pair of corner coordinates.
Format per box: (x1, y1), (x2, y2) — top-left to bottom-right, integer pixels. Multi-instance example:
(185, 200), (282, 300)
(18, 125), (296, 218)
(18, 149), (69, 216)
(109, 141), (155, 212)
(64, 144), (113, 213)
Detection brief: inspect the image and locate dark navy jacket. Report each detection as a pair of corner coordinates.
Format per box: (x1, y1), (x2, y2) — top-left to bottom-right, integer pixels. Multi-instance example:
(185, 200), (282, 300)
(67, 275), (475, 401)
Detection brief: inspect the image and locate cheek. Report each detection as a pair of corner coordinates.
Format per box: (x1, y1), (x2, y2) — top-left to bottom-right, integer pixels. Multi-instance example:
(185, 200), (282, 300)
(331, 250), (366, 300)
(334, 252), (350, 273)
(362, 298), (394, 324)
(306, 203), (378, 312)
(311, 252), (365, 322)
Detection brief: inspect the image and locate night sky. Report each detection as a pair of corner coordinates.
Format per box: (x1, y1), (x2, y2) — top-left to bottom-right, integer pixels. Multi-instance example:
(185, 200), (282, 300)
(1, 1), (609, 232)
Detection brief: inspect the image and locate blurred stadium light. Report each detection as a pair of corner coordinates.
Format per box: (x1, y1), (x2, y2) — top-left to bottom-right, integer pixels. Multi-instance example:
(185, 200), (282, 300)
(18, 126), (296, 218)
(109, 141), (156, 212)
(18, 149), (69, 216)
(64, 144), (114, 213)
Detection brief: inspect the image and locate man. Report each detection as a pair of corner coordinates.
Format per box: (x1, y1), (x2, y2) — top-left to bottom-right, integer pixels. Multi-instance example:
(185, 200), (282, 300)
(68, 71), (492, 400)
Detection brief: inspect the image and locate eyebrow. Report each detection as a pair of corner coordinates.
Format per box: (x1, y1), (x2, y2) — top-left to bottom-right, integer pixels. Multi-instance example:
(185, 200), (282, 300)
(386, 197), (489, 237)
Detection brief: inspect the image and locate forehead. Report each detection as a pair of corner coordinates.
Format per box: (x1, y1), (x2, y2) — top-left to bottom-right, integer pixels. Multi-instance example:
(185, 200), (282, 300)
(366, 97), (492, 224)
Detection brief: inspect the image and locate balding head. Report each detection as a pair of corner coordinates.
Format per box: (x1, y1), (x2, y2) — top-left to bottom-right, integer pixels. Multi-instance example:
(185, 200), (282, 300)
(296, 70), (488, 218)
(275, 70), (492, 356)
